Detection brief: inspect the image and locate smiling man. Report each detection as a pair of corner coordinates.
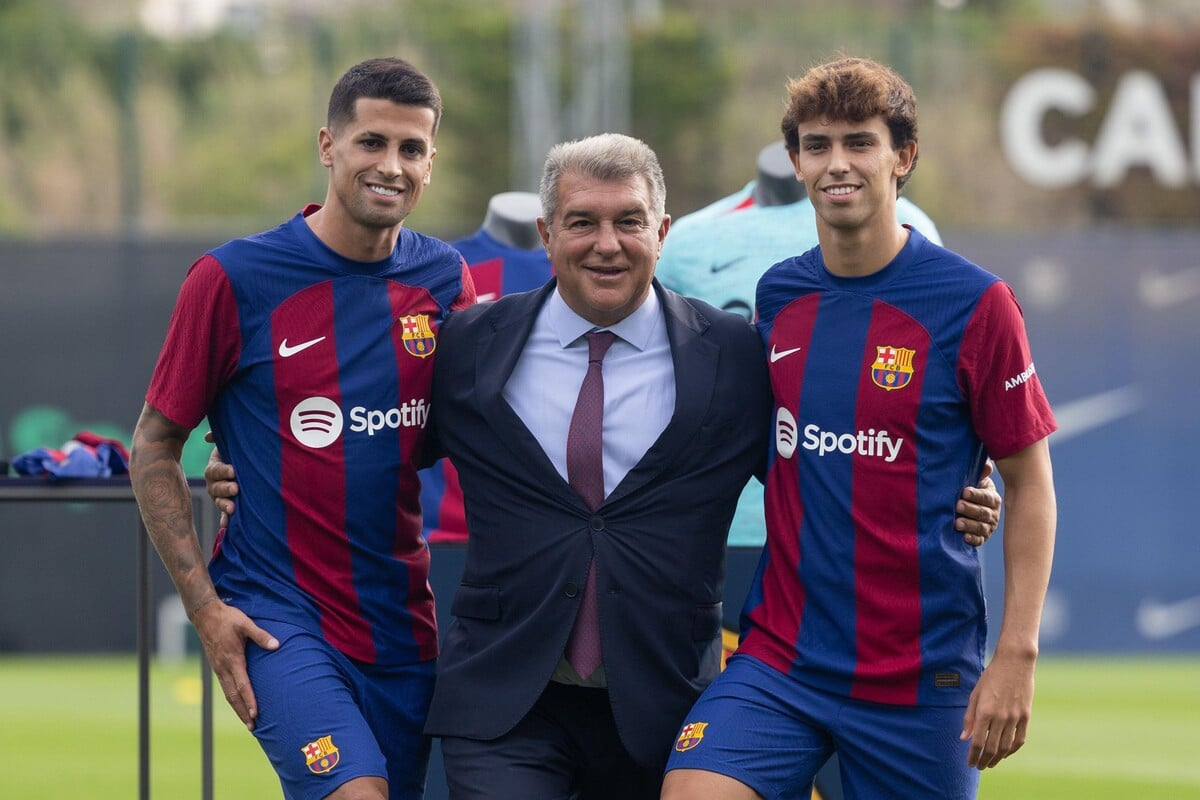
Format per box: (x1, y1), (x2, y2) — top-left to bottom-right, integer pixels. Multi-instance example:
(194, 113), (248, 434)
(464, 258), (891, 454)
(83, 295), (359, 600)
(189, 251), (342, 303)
(129, 57), (475, 800)
(420, 132), (773, 799)
(663, 57), (1058, 800)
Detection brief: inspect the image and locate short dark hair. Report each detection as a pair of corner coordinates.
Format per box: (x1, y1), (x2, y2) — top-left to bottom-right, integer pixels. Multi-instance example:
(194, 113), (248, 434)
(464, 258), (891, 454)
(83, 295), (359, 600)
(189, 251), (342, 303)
(327, 57), (443, 134)
(781, 57), (919, 192)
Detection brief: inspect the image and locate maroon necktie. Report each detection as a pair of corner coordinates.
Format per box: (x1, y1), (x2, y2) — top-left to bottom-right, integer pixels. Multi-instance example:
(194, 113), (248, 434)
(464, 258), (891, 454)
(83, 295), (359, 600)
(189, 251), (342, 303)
(564, 330), (616, 678)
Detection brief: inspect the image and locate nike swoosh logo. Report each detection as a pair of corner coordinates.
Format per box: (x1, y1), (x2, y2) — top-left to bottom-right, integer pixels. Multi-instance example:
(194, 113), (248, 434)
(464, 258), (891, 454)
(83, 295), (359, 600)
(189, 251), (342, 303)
(1136, 595), (1200, 639)
(278, 336), (326, 358)
(769, 345), (803, 363)
(710, 257), (746, 274)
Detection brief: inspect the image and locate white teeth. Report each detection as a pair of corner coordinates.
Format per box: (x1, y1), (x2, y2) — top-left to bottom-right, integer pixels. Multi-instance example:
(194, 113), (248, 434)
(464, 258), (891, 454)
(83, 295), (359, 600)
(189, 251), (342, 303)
(369, 185), (400, 196)
(825, 186), (855, 196)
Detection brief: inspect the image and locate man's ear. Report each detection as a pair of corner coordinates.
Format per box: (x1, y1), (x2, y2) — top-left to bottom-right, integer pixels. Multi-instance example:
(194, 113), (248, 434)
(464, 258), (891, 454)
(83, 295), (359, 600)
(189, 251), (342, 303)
(895, 140), (917, 178)
(317, 127), (334, 167)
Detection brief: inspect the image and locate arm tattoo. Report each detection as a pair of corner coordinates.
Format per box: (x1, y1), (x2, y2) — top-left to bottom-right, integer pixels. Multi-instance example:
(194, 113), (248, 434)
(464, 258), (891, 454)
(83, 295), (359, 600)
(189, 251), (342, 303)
(130, 405), (217, 612)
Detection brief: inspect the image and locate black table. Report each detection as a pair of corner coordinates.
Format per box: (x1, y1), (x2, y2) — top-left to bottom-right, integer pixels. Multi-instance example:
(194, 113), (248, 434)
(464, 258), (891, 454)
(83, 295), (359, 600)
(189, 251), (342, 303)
(0, 476), (217, 800)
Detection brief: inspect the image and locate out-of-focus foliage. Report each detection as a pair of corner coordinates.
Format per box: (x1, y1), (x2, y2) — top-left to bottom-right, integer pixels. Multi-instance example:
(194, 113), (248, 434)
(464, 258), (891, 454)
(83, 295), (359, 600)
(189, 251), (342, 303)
(0, 0), (1197, 237)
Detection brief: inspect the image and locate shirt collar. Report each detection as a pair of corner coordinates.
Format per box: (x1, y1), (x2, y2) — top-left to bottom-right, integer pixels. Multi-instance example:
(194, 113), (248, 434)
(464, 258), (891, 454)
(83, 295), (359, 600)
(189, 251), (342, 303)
(547, 284), (661, 351)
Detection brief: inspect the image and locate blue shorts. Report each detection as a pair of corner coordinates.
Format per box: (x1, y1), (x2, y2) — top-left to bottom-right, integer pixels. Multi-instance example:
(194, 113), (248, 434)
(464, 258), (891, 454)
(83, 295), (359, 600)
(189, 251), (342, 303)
(245, 620), (436, 800)
(665, 655), (979, 800)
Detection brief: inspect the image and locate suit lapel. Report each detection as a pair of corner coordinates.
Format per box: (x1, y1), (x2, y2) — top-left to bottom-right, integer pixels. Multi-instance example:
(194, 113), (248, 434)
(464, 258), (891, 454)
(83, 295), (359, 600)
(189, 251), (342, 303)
(472, 281), (579, 504)
(605, 282), (719, 507)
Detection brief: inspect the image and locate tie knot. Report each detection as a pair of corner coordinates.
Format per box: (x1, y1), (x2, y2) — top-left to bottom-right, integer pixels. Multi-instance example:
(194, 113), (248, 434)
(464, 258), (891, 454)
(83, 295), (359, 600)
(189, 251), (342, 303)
(585, 330), (617, 363)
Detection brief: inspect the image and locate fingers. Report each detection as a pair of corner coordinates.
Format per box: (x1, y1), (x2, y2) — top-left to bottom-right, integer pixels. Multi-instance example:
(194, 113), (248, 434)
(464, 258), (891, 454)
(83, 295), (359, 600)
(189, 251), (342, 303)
(967, 718), (1021, 770)
(962, 686), (1031, 770)
(210, 488), (236, 516)
(955, 500), (998, 546)
(247, 623), (281, 653)
(204, 461), (236, 485)
(214, 665), (258, 730)
(965, 482), (1001, 511)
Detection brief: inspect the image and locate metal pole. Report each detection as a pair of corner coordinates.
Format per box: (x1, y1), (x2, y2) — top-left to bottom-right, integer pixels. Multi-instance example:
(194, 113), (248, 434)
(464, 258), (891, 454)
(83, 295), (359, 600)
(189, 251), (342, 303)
(197, 498), (216, 800)
(137, 517), (150, 800)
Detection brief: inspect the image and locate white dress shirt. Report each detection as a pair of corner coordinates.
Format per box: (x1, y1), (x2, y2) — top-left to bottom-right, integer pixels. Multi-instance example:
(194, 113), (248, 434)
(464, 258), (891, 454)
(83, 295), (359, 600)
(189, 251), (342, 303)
(503, 286), (676, 686)
(504, 287), (676, 499)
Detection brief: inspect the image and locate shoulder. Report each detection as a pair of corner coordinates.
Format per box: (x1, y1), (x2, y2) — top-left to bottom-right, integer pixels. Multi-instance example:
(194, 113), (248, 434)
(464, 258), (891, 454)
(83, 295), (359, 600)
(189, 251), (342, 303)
(660, 284), (759, 351)
(911, 234), (1000, 292)
(754, 248), (819, 320)
(445, 282), (550, 334)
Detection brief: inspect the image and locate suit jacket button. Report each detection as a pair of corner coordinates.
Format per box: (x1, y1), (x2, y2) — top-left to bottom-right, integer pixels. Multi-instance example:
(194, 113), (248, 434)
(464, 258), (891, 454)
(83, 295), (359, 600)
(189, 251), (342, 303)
(590, 515), (604, 531)
(564, 582), (579, 598)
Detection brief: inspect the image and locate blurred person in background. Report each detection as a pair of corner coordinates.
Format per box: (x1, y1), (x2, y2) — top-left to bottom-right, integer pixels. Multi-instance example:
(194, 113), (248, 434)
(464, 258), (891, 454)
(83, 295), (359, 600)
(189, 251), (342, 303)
(420, 190), (552, 544)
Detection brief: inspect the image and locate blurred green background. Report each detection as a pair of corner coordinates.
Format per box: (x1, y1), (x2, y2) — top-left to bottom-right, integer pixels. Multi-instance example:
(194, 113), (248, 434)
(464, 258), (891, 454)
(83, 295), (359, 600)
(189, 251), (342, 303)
(2, 0), (1198, 240)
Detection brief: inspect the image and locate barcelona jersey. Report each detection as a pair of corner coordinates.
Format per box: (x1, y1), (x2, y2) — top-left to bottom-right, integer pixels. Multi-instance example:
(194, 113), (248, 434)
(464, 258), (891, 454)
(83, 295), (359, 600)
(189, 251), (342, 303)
(739, 226), (1055, 706)
(656, 187), (941, 546)
(146, 207), (475, 665)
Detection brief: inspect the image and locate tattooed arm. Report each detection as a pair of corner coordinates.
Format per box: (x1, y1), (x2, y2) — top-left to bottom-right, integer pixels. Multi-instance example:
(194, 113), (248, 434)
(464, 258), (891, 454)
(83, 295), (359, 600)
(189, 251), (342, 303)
(130, 403), (278, 730)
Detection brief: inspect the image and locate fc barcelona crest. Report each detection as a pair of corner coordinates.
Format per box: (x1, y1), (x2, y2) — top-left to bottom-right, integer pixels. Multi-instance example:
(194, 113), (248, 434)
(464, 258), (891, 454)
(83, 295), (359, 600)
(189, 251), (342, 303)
(675, 721), (709, 752)
(871, 345), (916, 391)
(302, 735), (341, 775)
(398, 314), (436, 358)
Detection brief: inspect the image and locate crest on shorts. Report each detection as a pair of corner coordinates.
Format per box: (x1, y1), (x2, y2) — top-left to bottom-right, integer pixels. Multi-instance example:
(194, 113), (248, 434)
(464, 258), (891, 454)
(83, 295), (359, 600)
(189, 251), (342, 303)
(871, 345), (916, 391)
(302, 735), (341, 775)
(398, 314), (437, 358)
(674, 721), (708, 752)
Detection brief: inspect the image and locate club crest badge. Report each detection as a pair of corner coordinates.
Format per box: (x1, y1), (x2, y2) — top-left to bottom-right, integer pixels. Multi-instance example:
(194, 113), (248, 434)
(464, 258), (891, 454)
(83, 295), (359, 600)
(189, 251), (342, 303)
(675, 721), (708, 752)
(398, 314), (437, 358)
(302, 735), (341, 775)
(871, 345), (916, 391)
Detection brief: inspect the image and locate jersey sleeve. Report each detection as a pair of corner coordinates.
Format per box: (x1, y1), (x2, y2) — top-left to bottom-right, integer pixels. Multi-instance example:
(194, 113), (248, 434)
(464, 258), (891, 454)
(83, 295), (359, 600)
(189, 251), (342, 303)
(957, 281), (1057, 459)
(145, 254), (241, 429)
(450, 257), (477, 311)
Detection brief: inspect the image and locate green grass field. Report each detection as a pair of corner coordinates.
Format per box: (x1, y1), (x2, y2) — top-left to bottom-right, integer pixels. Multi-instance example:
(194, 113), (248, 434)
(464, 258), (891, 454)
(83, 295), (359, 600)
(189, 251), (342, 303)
(1, 655), (1197, 798)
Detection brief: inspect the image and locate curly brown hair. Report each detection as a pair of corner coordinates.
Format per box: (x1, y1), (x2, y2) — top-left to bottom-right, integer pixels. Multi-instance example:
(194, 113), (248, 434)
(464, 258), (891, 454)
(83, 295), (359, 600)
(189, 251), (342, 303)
(781, 57), (919, 193)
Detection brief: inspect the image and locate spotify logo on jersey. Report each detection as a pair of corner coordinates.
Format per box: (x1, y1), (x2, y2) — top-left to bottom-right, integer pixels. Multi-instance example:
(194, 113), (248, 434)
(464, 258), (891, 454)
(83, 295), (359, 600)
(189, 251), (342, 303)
(775, 406), (798, 459)
(290, 397), (344, 449)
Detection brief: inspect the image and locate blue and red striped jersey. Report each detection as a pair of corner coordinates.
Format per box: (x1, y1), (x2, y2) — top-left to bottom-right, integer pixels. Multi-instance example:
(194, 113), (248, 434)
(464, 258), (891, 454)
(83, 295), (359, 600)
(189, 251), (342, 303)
(147, 207), (475, 665)
(419, 228), (552, 542)
(739, 226), (1056, 706)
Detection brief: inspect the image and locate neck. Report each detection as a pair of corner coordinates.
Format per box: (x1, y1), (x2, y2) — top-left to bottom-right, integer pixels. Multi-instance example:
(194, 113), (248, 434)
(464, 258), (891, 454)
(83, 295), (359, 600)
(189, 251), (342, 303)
(819, 220), (910, 278)
(306, 203), (402, 263)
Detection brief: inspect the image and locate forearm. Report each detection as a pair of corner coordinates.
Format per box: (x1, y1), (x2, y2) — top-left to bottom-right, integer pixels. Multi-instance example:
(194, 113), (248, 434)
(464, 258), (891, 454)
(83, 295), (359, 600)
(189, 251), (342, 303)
(130, 404), (217, 618)
(993, 440), (1057, 659)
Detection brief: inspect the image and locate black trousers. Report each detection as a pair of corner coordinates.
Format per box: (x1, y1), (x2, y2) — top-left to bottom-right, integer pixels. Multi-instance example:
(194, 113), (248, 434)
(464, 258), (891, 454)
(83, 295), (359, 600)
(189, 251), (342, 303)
(439, 681), (662, 800)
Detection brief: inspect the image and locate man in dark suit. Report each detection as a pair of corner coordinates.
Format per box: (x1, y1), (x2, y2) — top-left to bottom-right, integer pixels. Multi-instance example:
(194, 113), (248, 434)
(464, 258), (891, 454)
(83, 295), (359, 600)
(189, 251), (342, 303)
(424, 133), (770, 799)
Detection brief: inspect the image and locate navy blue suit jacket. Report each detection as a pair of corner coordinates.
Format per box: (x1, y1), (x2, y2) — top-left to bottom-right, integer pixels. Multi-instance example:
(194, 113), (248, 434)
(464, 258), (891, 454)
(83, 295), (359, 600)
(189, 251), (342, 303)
(423, 279), (769, 772)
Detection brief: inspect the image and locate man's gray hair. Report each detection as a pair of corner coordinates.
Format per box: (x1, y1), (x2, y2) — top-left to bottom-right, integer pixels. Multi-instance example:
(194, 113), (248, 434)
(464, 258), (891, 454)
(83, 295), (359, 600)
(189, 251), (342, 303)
(539, 133), (667, 227)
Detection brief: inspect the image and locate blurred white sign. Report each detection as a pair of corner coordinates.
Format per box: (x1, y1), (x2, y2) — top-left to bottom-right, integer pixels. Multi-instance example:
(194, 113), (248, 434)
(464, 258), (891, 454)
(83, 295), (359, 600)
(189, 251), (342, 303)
(1000, 67), (1199, 188)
